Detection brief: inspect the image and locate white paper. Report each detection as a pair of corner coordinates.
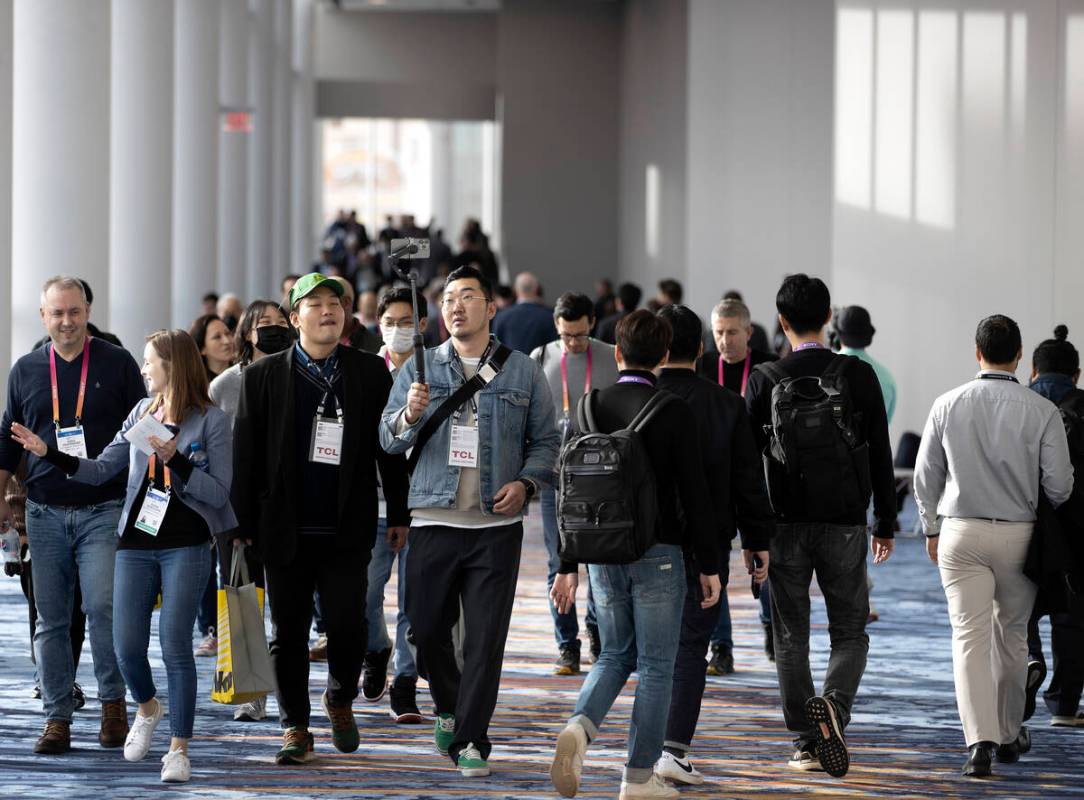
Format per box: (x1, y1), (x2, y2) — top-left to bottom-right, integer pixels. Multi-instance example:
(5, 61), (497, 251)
(123, 414), (175, 456)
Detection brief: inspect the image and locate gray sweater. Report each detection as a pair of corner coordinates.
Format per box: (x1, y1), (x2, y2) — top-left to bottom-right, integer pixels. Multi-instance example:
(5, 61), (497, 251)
(209, 363), (244, 426)
(529, 338), (620, 421)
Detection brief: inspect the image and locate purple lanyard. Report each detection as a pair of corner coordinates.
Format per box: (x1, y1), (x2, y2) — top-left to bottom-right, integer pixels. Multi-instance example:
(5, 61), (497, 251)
(617, 375), (654, 386)
(793, 341), (825, 352)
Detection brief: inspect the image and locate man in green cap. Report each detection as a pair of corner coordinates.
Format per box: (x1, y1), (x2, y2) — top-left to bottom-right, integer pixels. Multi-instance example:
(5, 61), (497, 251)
(232, 273), (411, 765)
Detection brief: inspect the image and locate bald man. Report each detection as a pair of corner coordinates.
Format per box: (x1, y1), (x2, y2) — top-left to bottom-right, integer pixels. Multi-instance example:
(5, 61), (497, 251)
(492, 271), (557, 355)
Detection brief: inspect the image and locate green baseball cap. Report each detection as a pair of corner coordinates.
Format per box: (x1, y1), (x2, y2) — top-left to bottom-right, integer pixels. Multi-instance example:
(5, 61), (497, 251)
(289, 273), (346, 308)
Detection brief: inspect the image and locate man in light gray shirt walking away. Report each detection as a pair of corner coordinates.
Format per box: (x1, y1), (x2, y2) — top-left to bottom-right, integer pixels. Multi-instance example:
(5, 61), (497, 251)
(915, 314), (1073, 779)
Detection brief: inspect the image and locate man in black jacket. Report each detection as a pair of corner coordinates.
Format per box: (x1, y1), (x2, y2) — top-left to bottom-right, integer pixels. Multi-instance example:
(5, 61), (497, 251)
(654, 304), (774, 786)
(745, 274), (895, 778)
(549, 310), (721, 800)
(232, 273), (410, 766)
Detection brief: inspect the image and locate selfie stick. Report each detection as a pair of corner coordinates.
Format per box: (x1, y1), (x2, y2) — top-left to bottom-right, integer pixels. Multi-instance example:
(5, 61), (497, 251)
(389, 242), (426, 384)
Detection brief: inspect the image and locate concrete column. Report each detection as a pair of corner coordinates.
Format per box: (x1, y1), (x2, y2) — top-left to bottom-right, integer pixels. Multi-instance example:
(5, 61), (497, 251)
(246, 0), (273, 301)
(270, 0), (292, 298)
(111, 0), (174, 355)
(0, 0), (12, 394)
(291, 0), (316, 281)
(218, 0), (249, 299)
(172, 0), (220, 328)
(12, 0), (110, 356)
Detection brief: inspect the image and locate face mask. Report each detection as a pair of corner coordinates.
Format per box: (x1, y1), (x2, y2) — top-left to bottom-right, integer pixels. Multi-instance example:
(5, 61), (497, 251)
(381, 324), (414, 354)
(255, 325), (292, 355)
(222, 314), (239, 332)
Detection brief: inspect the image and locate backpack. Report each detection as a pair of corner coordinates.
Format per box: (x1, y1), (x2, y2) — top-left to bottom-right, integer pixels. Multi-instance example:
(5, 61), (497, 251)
(756, 356), (872, 520)
(556, 389), (675, 564)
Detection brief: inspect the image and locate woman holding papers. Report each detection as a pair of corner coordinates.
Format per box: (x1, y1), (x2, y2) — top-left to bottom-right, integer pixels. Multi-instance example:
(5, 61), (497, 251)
(10, 329), (236, 785)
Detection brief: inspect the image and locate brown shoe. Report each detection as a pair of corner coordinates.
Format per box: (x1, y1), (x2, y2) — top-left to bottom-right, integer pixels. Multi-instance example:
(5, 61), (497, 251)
(99, 699), (129, 748)
(34, 720), (71, 754)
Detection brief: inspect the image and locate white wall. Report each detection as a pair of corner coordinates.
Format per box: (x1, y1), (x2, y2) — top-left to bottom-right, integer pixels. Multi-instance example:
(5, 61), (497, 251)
(684, 0), (835, 332)
(832, 0), (1078, 440)
(618, 0), (688, 293)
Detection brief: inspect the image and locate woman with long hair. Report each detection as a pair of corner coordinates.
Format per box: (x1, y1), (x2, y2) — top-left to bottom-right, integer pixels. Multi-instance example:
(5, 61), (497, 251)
(209, 300), (292, 421)
(189, 314), (234, 381)
(11, 329), (237, 784)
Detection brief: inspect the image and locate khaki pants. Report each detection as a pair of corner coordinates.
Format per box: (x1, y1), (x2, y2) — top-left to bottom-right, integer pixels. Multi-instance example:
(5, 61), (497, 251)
(939, 518), (1036, 746)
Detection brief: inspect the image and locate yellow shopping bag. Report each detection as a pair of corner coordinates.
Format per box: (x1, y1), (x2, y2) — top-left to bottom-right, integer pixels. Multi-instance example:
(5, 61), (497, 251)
(212, 545), (275, 704)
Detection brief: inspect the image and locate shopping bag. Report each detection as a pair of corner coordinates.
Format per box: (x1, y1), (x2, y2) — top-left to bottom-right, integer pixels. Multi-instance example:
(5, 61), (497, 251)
(212, 545), (276, 704)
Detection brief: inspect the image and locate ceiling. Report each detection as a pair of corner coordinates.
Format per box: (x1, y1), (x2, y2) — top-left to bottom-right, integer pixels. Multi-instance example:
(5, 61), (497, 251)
(333, 0), (501, 11)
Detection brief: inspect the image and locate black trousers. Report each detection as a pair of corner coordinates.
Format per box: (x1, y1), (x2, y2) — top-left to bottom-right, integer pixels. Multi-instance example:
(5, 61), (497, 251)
(265, 538), (370, 729)
(664, 560), (726, 752)
(216, 532), (265, 590)
(1027, 605), (1084, 718)
(405, 522), (523, 763)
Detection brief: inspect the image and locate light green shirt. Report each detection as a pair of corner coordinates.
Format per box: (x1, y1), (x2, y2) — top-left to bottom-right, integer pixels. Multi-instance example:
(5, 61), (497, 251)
(840, 346), (897, 424)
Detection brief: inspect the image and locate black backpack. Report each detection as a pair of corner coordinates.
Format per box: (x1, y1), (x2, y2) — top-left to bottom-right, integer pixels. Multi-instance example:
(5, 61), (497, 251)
(756, 356), (872, 520)
(556, 389), (674, 564)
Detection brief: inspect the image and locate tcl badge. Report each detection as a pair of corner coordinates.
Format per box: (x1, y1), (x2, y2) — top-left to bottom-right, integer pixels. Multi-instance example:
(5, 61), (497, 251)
(448, 425), (479, 468)
(310, 418), (344, 465)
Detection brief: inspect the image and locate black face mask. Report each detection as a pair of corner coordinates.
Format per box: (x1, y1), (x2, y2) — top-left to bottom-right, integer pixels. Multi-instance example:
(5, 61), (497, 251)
(222, 314), (239, 332)
(255, 325), (292, 355)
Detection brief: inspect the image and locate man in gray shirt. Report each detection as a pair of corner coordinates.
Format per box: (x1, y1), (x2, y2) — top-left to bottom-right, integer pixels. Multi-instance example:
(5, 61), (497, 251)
(915, 314), (1073, 778)
(530, 293), (619, 675)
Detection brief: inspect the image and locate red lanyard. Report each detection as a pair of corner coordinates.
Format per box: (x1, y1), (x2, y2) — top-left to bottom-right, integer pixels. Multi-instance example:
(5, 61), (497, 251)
(147, 453), (172, 491)
(49, 337), (91, 427)
(561, 346), (593, 415)
(384, 351), (392, 371)
(718, 351), (752, 397)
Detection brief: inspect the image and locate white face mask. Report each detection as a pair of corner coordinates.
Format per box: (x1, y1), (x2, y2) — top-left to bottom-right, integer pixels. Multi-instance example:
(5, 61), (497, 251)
(381, 324), (414, 354)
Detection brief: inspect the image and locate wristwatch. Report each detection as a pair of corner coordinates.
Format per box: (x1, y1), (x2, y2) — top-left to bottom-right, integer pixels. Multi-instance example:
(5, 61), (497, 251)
(517, 478), (537, 500)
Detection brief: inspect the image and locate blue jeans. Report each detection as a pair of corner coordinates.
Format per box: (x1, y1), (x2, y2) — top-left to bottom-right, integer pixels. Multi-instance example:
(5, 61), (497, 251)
(113, 544), (212, 739)
(365, 518), (416, 678)
(710, 551), (772, 649)
(541, 489), (597, 648)
(569, 543), (686, 783)
(24, 498), (127, 722)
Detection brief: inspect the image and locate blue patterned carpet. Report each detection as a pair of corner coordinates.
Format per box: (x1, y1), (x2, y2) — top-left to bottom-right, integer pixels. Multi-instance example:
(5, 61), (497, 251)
(1, 506), (1082, 799)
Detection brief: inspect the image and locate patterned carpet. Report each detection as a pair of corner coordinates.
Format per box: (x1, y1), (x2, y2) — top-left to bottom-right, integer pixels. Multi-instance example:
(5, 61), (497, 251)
(1, 507), (1082, 799)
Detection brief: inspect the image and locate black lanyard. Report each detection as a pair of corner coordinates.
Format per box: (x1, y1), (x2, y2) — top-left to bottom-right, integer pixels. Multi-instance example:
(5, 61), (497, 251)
(978, 372), (1019, 383)
(451, 339), (494, 420)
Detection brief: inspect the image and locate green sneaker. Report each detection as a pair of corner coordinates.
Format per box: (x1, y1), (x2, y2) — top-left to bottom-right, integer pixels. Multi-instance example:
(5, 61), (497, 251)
(321, 690), (359, 753)
(457, 743), (490, 777)
(275, 727), (315, 765)
(434, 713), (456, 755)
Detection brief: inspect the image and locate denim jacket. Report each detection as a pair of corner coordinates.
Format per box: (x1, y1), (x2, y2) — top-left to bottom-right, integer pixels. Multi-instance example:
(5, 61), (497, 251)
(68, 398), (238, 536)
(379, 337), (560, 513)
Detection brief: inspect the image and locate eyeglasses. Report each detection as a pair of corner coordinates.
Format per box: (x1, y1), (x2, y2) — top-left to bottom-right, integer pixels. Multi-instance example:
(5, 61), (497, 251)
(559, 333), (590, 343)
(440, 294), (489, 309)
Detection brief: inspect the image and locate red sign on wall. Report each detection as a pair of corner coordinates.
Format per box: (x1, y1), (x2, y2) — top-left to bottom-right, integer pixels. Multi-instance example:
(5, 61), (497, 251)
(222, 112), (253, 133)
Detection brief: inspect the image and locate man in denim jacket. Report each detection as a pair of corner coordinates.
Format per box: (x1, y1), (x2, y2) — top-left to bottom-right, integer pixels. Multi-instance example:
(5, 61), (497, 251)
(380, 265), (559, 779)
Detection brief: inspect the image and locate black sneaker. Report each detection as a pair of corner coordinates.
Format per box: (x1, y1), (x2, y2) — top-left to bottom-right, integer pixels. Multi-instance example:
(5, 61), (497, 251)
(72, 682), (85, 711)
(554, 643), (581, 676)
(706, 643), (733, 676)
(586, 623), (601, 664)
(1024, 659), (1046, 721)
(389, 675), (423, 724)
(806, 696), (849, 777)
(763, 623), (775, 663)
(361, 647), (392, 703)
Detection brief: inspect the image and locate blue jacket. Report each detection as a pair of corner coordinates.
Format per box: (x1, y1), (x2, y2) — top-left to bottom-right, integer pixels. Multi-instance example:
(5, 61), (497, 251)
(492, 302), (558, 356)
(380, 337), (560, 513)
(68, 398), (238, 536)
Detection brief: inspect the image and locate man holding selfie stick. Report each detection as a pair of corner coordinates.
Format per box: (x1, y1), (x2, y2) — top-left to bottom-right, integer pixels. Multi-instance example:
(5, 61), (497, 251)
(380, 265), (559, 779)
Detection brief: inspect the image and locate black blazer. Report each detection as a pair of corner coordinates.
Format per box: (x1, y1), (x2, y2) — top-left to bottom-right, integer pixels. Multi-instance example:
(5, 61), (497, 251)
(231, 345), (410, 566)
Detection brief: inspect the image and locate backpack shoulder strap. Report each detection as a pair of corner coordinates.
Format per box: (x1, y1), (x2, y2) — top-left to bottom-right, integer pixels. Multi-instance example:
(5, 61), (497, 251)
(628, 391), (676, 434)
(821, 353), (857, 380)
(576, 389), (599, 434)
(754, 360), (788, 386)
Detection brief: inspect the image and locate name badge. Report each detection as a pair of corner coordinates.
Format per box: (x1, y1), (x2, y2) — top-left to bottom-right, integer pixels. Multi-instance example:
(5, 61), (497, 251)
(310, 417), (344, 465)
(449, 424), (479, 468)
(134, 487), (171, 536)
(56, 425), (89, 459)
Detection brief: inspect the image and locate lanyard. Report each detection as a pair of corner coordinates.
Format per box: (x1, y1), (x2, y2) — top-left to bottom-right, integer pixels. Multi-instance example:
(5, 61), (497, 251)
(718, 351), (753, 397)
(793, 341), (825, 352)
(384, 351), (392, 372)
(978, 372), (1019, 383)
(147, 453), (172, 492)
(561, 346), (593, 415)
(451, 340), (494, 420)
(296, 344), (343, 422)
(49, 337), (91, 428)
(617, 375), (654, 387)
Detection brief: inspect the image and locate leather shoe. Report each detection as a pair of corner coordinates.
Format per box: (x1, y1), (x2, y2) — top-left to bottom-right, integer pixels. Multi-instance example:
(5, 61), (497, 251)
(963, 741), (995, 777)
(995, 740), (1019, 764)
(99, 698), (130, 748)
(34, 720), (71, 755)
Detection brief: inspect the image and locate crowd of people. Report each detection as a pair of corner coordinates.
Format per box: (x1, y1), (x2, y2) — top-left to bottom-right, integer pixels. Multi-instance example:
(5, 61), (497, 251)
(0, 224), (1081, 795)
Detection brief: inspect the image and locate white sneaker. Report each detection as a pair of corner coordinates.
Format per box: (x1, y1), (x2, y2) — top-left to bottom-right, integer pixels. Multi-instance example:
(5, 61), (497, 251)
(654, 750), (704, 785)
(234, 695), (267, 722)
(619, 774), (679, 799)
(124, 698), (163, 762)
(160, 748), (191, 783)
(194, 634), (217, 657)
(550, 720), (588, 798)
(787, 748), (823, 771)
(1051, 712), (1084, 727)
